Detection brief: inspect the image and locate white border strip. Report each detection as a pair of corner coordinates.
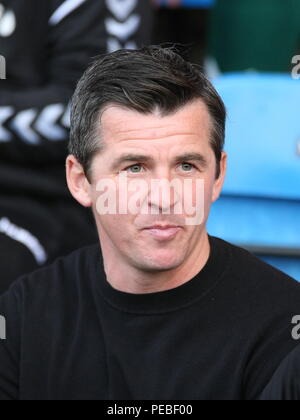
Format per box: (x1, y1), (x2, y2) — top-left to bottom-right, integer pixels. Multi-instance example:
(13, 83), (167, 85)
(49, 0), (87, 26)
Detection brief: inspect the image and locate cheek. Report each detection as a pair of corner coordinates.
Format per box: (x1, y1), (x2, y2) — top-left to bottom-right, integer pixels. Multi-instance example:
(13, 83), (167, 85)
(94, 212), (132, 232)
(94, 213), (138, 250)
(92, 188), (135, 230)
(188, 176), (215, 207)
(205, 178), (217, 211)
(191, 176), (215, 224)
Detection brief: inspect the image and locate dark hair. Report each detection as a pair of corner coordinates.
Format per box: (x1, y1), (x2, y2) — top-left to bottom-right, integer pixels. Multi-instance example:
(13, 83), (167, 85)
(69, 45), (226, 180)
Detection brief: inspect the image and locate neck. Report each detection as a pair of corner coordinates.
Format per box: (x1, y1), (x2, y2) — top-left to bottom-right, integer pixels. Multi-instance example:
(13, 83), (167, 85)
(99, 230), (211, 295)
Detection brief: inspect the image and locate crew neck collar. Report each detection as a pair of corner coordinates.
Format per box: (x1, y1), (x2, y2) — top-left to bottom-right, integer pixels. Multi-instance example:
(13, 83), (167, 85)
(95, 236), (232, 315)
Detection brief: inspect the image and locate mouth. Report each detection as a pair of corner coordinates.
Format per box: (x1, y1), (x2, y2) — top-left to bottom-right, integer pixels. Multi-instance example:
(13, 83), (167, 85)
(142, 226), (182, 241)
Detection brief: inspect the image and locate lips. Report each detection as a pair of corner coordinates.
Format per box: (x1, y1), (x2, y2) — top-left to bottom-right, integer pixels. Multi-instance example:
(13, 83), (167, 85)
(143, 225), (182, 240)
(144, 225), (181, 230)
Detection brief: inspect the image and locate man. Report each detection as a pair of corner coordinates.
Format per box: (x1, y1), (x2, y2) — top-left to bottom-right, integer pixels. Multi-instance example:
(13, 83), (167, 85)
(0, 0), (153, 294)
(1, 46), (300, 400)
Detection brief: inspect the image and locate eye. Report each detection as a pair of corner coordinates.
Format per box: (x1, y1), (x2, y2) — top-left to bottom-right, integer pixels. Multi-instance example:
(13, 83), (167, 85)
(125, 164), (144, 174)
(180, 162), (196, 172)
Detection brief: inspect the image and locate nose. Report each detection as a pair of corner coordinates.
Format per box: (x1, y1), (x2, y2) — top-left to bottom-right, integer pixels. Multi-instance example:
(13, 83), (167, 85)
(147, 176), (182, 214)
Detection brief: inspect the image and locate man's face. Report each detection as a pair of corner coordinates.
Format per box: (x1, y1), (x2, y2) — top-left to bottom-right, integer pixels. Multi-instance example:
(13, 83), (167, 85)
(68, 99), (226, 273)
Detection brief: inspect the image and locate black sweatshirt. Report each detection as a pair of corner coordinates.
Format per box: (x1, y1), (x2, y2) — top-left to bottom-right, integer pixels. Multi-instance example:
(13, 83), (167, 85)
(1, 236), (300, 401)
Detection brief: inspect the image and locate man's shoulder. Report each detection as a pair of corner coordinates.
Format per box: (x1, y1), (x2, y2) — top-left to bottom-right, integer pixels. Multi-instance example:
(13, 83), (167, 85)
(211, 236), (300, 294)
(4, 243), (101, 302)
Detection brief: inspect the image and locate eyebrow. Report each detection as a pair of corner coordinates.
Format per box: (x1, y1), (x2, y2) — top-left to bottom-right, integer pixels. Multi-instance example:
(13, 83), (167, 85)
(110, 152), (208, 170)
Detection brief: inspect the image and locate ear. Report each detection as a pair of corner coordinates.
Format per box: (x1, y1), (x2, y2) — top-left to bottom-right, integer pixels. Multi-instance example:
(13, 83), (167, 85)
(66, 155), (92, 207)
(212, 152), (227, 203)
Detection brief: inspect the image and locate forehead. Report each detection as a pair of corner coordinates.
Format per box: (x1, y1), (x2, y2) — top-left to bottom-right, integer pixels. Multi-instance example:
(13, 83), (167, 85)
(99, 99), (212, 146)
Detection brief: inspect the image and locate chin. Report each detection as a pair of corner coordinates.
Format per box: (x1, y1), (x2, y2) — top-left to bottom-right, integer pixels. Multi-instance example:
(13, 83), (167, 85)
(140, 250), (183, 272)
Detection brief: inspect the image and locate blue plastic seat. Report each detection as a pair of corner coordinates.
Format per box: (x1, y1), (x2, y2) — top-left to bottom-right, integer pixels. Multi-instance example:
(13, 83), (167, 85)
(158, 0), (216, 8)
(207, 74), (300, 280)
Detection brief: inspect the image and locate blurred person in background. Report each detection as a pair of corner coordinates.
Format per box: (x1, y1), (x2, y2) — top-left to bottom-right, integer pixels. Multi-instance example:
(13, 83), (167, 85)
(208, 0), (300, 73)
(0, 0), (153, 295)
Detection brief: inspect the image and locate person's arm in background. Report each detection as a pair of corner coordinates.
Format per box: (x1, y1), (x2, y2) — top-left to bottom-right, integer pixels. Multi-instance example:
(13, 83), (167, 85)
(260, 344), (300, 400)
(0, 0), (109, 165)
